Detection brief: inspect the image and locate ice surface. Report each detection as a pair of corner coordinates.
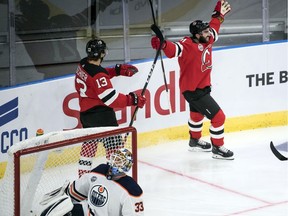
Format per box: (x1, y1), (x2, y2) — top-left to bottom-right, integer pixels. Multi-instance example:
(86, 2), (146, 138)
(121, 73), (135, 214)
(138, 126), (288, 216)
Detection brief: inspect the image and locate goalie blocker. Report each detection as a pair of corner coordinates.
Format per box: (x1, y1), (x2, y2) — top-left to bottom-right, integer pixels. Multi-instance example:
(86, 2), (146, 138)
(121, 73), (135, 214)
(39, 180), (84, 216)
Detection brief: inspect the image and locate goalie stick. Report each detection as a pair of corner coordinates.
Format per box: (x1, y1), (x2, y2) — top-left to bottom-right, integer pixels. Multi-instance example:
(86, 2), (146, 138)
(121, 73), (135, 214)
(270, 141), (288, 161)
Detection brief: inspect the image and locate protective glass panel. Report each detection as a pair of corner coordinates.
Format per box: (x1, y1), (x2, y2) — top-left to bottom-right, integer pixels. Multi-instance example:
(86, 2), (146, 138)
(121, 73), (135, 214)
(1, 0), (287, 87)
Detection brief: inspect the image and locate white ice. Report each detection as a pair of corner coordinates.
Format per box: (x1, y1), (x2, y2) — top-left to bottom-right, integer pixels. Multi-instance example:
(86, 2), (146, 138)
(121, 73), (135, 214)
(138, 126), (288, 216)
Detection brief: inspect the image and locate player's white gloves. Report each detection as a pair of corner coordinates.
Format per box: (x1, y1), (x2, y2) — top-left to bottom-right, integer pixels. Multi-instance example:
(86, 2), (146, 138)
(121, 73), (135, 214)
(212, 0), (231, 23)
(39, 180), (73, 216)
(39, 194), (73, 216)
(40, 180), (70, 205)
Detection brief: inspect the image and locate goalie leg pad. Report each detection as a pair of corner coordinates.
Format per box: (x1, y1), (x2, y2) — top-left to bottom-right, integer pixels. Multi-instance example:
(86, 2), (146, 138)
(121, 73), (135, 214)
(40, 194), (73, 216)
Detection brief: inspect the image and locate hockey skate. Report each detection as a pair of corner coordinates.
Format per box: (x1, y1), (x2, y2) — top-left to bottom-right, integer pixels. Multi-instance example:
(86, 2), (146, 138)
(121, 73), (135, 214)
(212, 144), (234, 160)
(188, 138), (212, 152)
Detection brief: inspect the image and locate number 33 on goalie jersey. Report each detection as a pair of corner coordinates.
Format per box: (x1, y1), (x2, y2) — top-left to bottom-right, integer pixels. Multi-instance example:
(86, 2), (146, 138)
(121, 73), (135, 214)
(75, 57), (131, 112)
(67, 164), (144, 215)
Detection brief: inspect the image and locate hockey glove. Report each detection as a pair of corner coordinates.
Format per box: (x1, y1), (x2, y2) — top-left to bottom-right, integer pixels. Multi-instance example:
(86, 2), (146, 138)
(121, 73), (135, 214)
(40, 180), (70, 205)
(212, 0), (231, 22)
(127, 92), (146, 108)
(39, 194), (73, 216)
(115, 64), (138, 77)
(151, 36), (167, 50)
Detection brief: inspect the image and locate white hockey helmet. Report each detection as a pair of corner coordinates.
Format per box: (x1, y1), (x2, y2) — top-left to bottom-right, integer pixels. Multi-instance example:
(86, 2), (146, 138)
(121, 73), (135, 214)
(109, 148), (133, 175)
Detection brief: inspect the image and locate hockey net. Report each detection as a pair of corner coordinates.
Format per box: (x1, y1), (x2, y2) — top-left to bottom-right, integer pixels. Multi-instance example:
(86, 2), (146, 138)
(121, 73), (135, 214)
(0, 126), (137, 216)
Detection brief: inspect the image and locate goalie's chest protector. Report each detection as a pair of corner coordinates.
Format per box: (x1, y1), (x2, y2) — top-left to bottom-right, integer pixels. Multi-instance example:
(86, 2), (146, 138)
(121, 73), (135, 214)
(83, 165), (143, 215)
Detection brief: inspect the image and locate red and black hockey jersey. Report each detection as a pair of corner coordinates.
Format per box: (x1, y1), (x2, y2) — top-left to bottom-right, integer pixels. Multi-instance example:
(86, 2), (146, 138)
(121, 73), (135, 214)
(75, 58), (128, 112)
(163, 17), (221, 92)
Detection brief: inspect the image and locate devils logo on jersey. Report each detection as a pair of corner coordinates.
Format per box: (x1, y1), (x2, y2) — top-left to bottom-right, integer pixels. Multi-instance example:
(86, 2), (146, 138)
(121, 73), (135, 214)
(201, 44), (212, 72)
(90, 185), (108, 207)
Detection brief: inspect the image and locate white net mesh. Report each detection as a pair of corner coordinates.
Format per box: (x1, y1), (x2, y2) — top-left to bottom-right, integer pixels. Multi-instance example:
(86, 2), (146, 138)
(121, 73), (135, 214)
(0, 126), (135, 216)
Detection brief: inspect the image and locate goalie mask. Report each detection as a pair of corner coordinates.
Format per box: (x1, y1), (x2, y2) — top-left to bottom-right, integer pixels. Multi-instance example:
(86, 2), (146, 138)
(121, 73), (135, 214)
(86, 38), (107, 60)
(189, 20), (210, 36)
(108, 148), (133, 178)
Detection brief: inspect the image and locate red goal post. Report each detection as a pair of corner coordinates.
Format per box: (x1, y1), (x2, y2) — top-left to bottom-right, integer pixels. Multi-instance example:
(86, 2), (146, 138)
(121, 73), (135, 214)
(0, 126), (137, 216)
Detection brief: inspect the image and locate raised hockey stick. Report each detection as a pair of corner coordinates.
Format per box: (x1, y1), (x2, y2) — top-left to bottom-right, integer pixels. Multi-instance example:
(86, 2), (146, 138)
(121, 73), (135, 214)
(270, 141), (288, 161)
(148, 0), (172, 113)
(128, 24), (164, 128)
(148, 0), (157, 25)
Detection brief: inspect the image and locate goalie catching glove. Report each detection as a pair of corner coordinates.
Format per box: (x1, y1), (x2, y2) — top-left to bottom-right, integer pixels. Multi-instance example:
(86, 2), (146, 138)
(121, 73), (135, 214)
(127, 92), (146, 108)
(212, 0), (231, 23)
(115, 64), (138, 77)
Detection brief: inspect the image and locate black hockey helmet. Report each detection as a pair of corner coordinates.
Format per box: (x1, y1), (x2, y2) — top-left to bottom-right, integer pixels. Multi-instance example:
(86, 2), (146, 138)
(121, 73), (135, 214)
(86, 38), (107, 59)
(189, 20), (210, 35)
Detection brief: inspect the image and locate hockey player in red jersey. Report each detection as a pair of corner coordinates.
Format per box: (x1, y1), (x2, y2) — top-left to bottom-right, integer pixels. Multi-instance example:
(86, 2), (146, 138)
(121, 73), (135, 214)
(39, 148), (144, 216)
(75, 38), (146, 177)
(151, 0), (234, 160)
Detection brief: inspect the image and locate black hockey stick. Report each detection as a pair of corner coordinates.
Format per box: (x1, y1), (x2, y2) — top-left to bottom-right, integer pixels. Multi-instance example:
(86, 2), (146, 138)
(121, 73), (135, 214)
(128, 24), (164, 127)
(148, 0), (157, 25)
(270, 141), (288, 161)
(150, 24), (164, 43)
(148, 0), (171, 113)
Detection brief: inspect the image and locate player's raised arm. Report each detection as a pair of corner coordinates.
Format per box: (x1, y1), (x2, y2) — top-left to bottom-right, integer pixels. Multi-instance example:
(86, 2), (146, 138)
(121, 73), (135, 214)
(212, 0), (231, 23)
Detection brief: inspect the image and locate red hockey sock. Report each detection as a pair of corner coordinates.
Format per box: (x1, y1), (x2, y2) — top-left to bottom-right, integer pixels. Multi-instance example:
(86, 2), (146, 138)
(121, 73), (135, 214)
(210, 109), (225, 146)
(78, 140), (98, 178)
